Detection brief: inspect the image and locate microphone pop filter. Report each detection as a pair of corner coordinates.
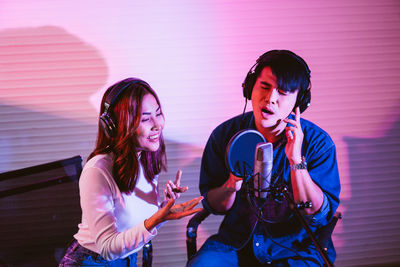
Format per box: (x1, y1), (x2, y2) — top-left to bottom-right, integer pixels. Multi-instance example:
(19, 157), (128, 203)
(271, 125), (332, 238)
(225, 129), (266, 180)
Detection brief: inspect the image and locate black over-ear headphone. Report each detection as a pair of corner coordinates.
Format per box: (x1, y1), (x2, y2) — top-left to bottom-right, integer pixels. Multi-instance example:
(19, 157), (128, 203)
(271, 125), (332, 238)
(242, 51), (311, 113)
(99, 78), (151, 138)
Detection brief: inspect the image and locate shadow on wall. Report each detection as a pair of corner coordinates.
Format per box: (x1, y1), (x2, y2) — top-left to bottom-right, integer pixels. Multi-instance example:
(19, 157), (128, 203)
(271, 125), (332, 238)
(0, 25), (109, 171)
(0, 26), (108, 266)
(340, 116), (400, 266)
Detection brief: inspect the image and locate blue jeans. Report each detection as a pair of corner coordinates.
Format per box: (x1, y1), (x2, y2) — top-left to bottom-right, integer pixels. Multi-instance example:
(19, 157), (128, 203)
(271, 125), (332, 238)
(186, 237), (322, 267)
(59, 240), (137, 267)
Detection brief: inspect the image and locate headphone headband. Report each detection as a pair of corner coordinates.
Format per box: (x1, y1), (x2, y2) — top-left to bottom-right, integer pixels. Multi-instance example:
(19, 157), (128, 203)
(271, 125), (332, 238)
(104, 79), (150, 114)
(100, 78), (150, 138)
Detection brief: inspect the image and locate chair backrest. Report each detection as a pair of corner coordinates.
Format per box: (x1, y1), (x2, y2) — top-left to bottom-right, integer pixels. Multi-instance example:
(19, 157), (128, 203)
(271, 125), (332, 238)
(142, 240), (153, 267)
(317, 211), (343, 250)
(0, 156), (83, 266)
(186, 209), (210, 260)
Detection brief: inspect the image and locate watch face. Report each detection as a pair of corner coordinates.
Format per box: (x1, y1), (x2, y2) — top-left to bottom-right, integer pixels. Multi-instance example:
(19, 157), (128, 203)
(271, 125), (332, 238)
(299, 162), (307, 169)
(290, 157), (307, 170)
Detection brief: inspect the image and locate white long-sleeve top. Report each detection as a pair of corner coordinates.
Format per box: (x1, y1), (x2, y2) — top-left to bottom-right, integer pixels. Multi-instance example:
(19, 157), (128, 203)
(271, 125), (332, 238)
(74, 153), (160, 261)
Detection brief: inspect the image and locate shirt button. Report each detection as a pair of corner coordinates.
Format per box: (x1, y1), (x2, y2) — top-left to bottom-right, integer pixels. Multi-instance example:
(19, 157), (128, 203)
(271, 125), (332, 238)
(255, 242), (259, 247)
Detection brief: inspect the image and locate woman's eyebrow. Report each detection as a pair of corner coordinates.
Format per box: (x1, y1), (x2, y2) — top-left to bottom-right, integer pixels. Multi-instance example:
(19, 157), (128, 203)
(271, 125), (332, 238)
(142, 106), (161, 115)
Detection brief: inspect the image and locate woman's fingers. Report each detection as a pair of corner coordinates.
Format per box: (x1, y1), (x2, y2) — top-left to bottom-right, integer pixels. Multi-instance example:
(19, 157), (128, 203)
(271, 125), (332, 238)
(170, 196), (203, 213)
(174, 170), (182, 186)
(174, 208), (204, 219)
(165, 182), (176, 199)
(173, 170), (189, 194)
(184, 196), (203, 210)
(165, 170), (189, 199)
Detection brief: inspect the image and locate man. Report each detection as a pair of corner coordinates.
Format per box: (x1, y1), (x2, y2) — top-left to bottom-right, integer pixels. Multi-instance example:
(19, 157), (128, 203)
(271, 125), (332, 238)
(187, 50), (341, 266)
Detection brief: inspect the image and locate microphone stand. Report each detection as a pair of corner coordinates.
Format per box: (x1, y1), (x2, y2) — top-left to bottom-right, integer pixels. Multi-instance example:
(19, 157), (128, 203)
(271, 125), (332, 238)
(245, 179), (334, 267)
(277, 185), (334, 267)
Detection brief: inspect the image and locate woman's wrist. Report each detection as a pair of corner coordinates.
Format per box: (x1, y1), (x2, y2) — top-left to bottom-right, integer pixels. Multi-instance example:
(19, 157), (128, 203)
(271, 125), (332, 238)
(144, 215), (161, 231)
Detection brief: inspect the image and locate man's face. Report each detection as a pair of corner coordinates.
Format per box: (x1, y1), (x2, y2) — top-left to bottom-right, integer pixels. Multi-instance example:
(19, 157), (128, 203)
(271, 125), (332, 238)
(251, 67), (298, 131)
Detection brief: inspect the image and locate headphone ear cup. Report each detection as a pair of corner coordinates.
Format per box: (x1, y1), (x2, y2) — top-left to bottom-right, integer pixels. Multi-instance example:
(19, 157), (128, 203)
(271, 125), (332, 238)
(295, 89), (311, 113)
(99, 112), (117, 138)
(242, 72), (257, 100)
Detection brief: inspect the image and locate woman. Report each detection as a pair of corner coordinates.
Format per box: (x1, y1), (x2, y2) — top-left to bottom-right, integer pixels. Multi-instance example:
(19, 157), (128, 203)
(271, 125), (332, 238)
(59, 78), (203, 266)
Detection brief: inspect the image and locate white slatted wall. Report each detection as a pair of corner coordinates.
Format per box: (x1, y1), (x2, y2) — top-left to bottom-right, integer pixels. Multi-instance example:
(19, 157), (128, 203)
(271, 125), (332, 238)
(1, 1), (400, 266)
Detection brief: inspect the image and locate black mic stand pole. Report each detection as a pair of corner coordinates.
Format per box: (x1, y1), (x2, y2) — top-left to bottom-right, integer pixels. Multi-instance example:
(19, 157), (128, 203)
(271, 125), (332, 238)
(278, 186), (334, 267)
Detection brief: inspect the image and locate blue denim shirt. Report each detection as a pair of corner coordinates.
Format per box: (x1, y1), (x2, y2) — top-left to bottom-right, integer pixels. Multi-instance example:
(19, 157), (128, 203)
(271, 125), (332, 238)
(199, 112), (340, 264)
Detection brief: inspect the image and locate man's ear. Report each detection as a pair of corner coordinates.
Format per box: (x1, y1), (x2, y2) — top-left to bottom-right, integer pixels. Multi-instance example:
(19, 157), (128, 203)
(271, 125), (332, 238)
(292, 103), (298, 113)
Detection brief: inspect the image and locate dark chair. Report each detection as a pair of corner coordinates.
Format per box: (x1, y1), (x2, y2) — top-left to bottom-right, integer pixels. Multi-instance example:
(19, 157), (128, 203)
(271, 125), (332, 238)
(0, 155), (153, 266)
(0, 155), (83, 266)
(186, 209), (342, 261)
(317, 211), (343, 251)
(142, 241), (153, 267)
(186, 209), (211, 260)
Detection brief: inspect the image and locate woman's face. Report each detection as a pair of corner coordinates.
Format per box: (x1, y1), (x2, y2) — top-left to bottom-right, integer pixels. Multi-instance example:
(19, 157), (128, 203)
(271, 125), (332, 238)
(135, 93), (165, 153)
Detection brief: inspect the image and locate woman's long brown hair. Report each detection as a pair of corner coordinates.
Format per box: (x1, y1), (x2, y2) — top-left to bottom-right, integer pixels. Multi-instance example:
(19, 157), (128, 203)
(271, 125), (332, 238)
(89, 78), (167, 193)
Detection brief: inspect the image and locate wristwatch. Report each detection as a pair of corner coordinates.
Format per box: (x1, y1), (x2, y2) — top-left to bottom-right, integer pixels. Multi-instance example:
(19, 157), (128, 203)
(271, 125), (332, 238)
(290, 156), (307, 170)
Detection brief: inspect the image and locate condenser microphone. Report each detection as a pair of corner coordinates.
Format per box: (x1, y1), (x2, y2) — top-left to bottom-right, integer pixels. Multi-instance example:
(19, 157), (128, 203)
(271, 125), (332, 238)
(253, 142), (273, 199)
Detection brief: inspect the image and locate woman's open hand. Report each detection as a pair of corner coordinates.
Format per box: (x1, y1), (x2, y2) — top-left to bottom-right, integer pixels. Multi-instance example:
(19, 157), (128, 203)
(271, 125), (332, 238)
(144, 196), (204, 231)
